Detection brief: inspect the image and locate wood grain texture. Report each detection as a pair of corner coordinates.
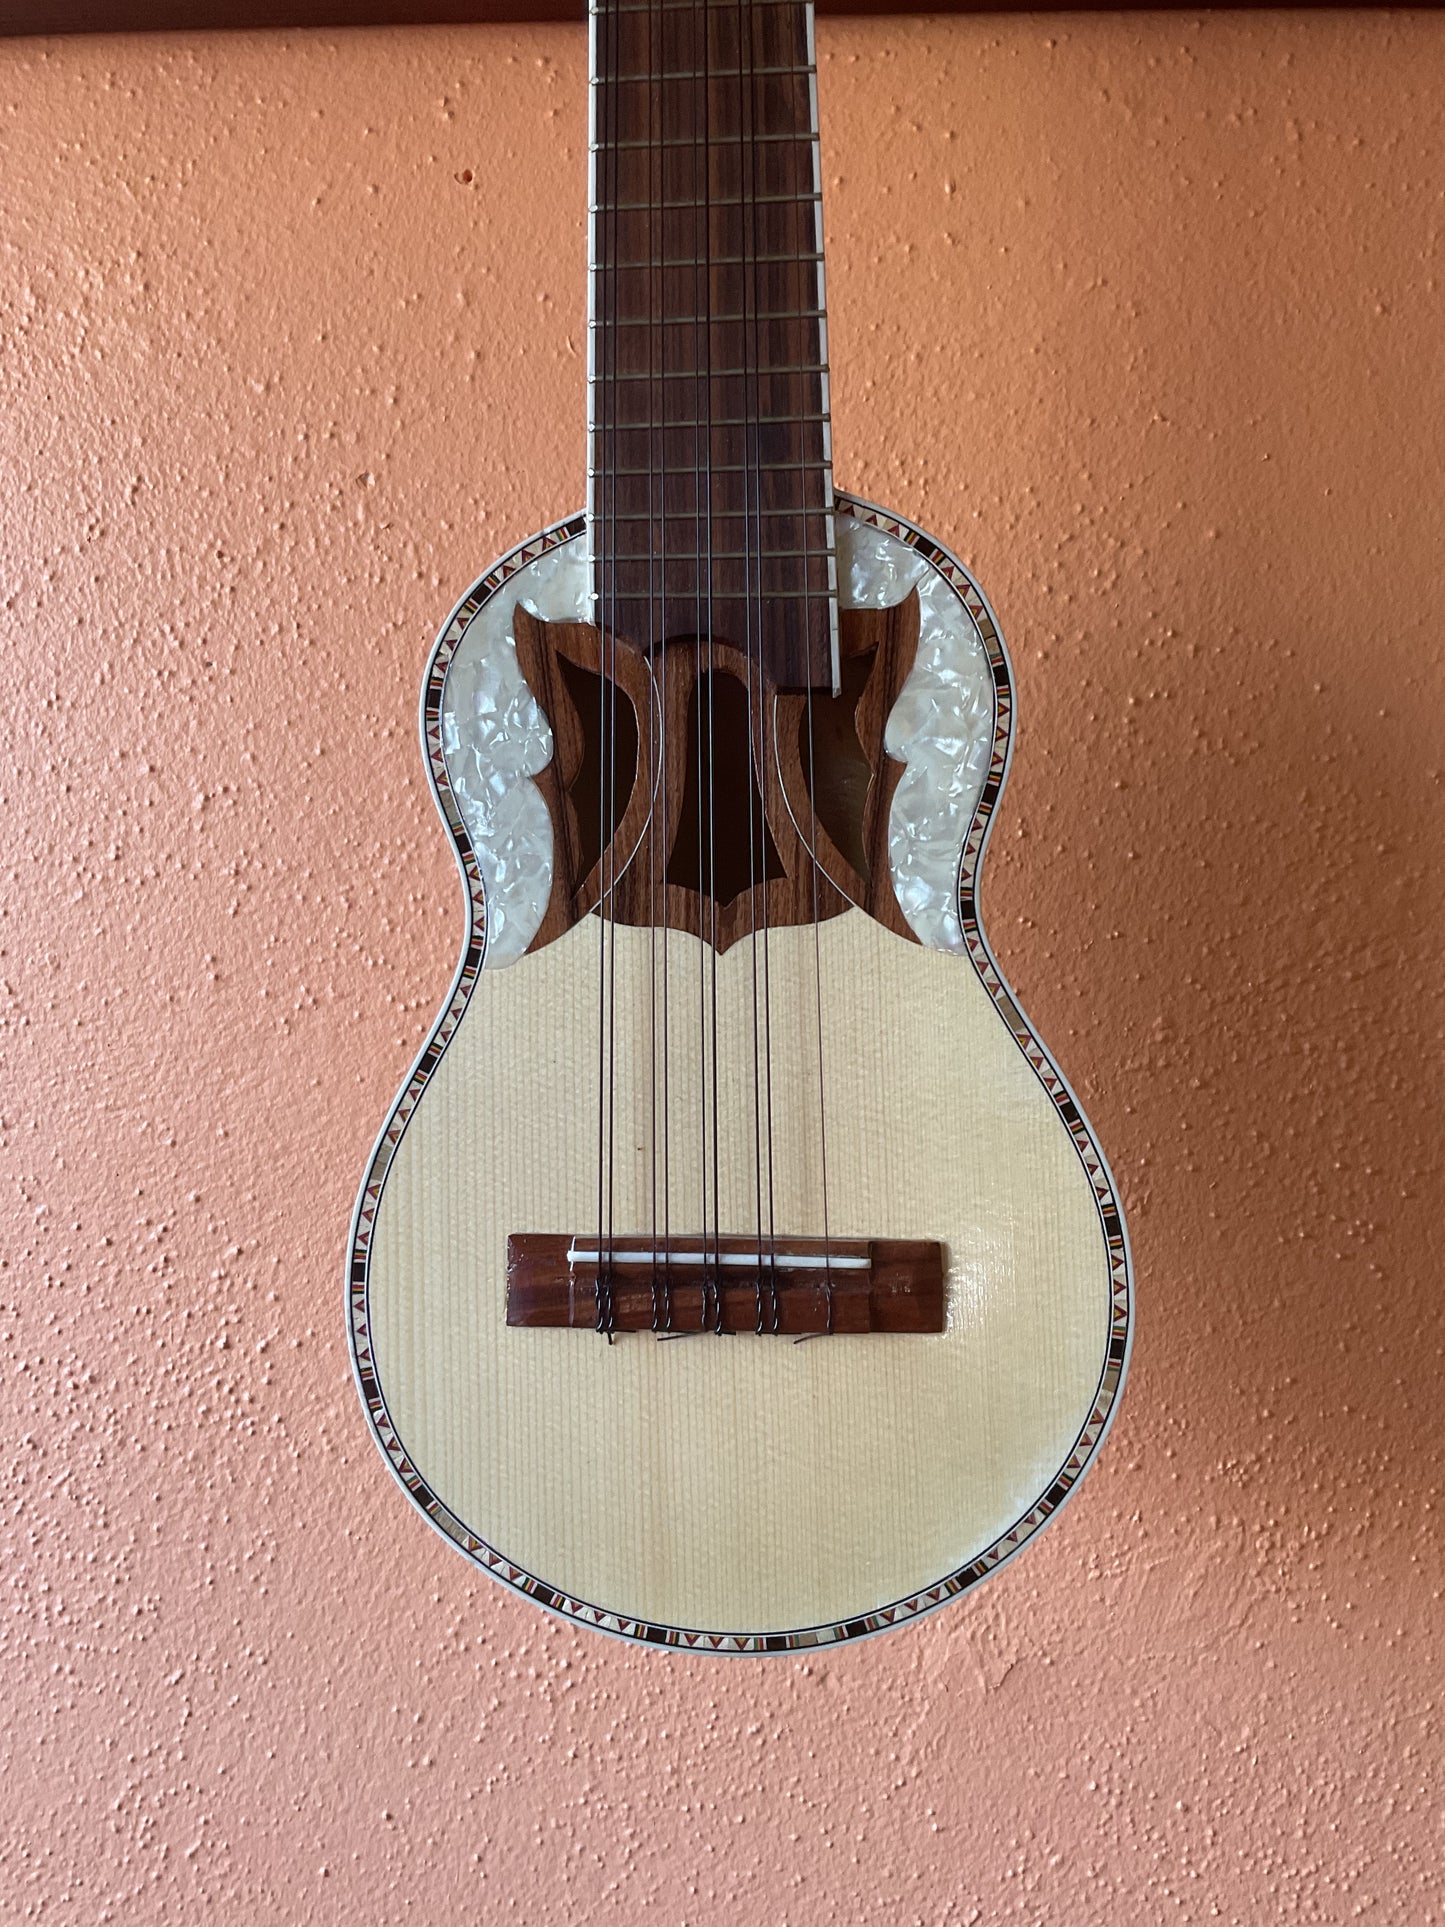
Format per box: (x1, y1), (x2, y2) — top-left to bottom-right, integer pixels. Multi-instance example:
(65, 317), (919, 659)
(364, 910), (1114, 1635)
(505, 1232), (946, 1333)
(774, 585), (919, 940)
(590, 0), (835, 685)
(510, 590), (918, 953)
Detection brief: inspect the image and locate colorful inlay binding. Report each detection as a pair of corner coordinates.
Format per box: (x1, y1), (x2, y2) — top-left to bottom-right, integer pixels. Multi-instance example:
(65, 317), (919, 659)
(346, 493), (1133, 1650)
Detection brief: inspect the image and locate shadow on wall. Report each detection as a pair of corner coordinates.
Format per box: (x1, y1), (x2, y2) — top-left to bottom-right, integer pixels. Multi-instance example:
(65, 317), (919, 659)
(996, 589), (1444, 1563)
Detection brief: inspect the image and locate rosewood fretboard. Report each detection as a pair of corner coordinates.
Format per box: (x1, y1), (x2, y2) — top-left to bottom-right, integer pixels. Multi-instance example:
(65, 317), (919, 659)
(590, 0), (837, 690)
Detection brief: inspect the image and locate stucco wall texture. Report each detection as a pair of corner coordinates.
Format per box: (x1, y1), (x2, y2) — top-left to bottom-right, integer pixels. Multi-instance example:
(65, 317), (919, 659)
(2, 11), (1442, 1923)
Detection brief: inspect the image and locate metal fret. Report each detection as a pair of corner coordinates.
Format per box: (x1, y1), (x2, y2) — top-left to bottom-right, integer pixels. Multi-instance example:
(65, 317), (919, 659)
(593, 364), (827, 383)
(589, 460), (826, 475)
(604, 251), (824, 269)
(588, 0), (836, 685)
(591, 193), (821, 214)
(585, 586), (830, 600)
(590, 309), (825, 328)
(600, 411), (829, 428)
(593, 65), (815, 83)
(592, 132), (814, 152)
(596, 549), (830, 562)
(603, 0), (807, 12)
(592, 508), (827, 523)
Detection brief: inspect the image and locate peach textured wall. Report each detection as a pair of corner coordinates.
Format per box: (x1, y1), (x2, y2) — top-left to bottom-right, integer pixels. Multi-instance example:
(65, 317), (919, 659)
(2, 11), (1442, 1923)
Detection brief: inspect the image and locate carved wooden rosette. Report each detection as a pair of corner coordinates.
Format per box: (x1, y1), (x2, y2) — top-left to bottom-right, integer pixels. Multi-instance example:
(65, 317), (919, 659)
(511, 590), (920, 955)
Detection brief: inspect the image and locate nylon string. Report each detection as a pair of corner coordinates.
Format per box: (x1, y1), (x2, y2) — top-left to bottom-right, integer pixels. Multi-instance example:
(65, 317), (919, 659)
(593, 0), (834, 1333)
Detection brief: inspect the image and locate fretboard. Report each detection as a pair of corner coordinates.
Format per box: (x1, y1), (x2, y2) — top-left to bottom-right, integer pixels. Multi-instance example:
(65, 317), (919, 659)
(589, 0), (837, 690)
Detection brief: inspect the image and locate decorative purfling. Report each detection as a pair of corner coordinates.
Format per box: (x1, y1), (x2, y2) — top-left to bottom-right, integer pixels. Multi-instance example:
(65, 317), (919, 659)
(350, 0), (1132, 1649)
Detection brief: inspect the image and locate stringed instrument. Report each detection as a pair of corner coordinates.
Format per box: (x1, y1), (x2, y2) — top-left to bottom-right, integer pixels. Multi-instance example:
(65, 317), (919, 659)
(349, 0), (1132, 1650)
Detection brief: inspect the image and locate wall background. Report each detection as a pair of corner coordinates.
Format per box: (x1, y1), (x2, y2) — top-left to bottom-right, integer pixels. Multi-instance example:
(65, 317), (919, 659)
(2, 12), (1442, 1922)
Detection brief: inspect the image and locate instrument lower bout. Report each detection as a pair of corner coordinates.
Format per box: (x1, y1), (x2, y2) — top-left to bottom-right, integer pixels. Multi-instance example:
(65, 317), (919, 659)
(350, 502), (1134, 1647)
(505, 1231), (947, 1335)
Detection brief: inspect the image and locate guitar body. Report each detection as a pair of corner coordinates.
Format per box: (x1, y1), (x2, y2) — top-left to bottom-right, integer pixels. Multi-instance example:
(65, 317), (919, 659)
(349, 497), (1132, 1650)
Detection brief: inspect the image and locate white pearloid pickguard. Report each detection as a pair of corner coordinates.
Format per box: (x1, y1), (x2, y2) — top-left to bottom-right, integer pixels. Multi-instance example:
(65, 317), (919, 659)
(438, 497), (995, 963)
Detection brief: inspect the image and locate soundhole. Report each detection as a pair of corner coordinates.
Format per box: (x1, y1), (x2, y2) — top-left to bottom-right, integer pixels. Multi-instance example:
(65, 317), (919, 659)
(666, 667), (785, 909)
(556, 653), (640, 884)
(508, 596), (918, 955)
(795, 649), (877, 883)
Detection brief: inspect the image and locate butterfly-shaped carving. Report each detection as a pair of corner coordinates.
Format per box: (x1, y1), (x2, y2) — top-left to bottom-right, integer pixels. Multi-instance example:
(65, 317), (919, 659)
(511, 592), (921, 955)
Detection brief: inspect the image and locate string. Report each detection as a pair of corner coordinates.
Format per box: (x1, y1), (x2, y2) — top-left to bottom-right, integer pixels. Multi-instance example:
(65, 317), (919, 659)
(689, 0), (712, 1333)
(797, 0), (833, 1334)
(704, 0), (723, 1335)
(593, 0), (609, 1336)
(609, 0), (628, 1336)
(737, 0), (766, 1337)
(745, 0), (779, 1334)
(600, 0), (625, 1339)
(657, 0), (675, 1334)
(585, 0), (836, 1339)
(645, 0), (661, 1333)
(759, 0), (782, 1325)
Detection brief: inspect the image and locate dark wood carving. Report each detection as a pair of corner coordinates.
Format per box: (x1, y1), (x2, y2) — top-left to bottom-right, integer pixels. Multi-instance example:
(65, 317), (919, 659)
(507, 1232), (946, 1336)
(511, 586), (920, 954)
(775, 588), (919, 942)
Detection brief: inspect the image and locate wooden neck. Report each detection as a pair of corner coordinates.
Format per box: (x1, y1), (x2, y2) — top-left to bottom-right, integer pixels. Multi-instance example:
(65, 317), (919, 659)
(588, 0), (837, 691)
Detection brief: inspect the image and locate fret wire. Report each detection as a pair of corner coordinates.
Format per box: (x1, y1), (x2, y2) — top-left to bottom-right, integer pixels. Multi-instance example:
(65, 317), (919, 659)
(602, 413), (829, 428)
(603, 251), (824, 268)
(605, 552), (833, 562)
(590, 309), (824, 327)
(591, 192), (821, 212)
(592, 363), (828, 382)
(603, 0), (806, 12)
(595, 588), (833, 601)
(595, 508), (832, 523)
(593, 65), (815, 83)
(593, 132), (814, 151)
(589, 0), (831, 587)
(590, 461), (827, 475)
